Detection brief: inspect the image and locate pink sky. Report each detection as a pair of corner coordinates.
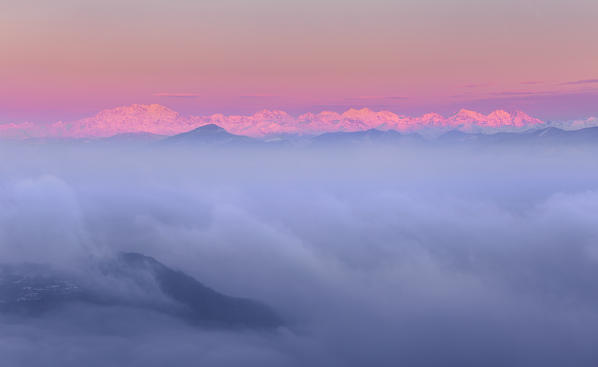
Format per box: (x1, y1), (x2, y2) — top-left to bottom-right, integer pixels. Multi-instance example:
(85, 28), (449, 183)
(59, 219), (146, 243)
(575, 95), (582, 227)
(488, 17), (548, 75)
(1, 0), (597, 123)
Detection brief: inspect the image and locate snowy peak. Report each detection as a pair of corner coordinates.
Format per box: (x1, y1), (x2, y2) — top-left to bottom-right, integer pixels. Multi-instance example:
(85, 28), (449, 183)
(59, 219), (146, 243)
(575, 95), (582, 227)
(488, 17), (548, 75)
(251, 109), (292, 121)
(0, 104), (548, 139)
(452, 109), (487, 121)
(95, 104), (178, 118)
(49, 104), (198, 138)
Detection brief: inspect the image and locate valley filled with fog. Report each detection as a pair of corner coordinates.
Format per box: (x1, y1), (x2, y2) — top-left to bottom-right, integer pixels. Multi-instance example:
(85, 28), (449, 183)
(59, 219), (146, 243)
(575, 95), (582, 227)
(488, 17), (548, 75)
(1, 141), (598, 366)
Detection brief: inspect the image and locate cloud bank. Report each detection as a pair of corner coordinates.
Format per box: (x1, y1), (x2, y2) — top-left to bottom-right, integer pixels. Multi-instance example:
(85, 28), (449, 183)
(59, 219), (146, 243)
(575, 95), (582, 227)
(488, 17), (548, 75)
(1, 142), (598, 366)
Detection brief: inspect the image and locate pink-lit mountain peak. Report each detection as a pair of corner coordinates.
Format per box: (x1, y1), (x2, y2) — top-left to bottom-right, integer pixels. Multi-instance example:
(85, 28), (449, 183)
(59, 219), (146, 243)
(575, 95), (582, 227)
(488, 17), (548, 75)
(49, 104), (196, 138)
(511, 110), (543, 125)
(452, 109), (488, 121)
(442, 109), (544, 129)
(420, 112), (445, 122)
(342, 107), (375, 119)
(0, 104), (547, 139)
(93, 104), (180, 121)
(251, 109), (292, 120)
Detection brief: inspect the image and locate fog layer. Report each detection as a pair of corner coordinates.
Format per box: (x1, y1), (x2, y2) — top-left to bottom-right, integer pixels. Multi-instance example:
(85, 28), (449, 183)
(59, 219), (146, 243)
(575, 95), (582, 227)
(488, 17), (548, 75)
(1, 142), (598, 366)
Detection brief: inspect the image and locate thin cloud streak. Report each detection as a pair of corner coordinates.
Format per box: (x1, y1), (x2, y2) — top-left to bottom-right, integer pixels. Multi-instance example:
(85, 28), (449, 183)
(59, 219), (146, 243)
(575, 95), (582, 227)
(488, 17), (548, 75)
(561, 79), (598, 85)
(153, 93), (202, 98)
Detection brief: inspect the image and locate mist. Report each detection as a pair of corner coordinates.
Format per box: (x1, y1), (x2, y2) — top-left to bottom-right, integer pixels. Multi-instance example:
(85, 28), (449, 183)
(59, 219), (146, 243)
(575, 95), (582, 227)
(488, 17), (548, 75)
(1, 141), (598, 366)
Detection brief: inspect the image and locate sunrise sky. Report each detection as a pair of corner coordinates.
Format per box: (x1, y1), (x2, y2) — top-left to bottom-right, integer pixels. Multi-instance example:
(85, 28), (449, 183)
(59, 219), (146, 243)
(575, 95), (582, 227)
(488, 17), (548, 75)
(1, 0), (597, 123)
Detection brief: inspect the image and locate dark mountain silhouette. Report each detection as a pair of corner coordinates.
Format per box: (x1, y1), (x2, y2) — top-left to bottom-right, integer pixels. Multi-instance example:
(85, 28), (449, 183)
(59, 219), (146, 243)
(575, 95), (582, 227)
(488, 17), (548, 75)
(159, 124), (256, 147)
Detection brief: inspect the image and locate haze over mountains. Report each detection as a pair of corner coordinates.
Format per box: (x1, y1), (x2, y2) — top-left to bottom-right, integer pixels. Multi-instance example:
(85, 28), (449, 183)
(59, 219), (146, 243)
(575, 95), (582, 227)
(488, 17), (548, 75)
(3, 104), (596, 140)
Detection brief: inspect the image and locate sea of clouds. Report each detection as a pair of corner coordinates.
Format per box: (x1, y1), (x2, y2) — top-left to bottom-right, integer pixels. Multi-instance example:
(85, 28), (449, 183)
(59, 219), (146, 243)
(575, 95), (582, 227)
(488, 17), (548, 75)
(1, 141), (598, 366)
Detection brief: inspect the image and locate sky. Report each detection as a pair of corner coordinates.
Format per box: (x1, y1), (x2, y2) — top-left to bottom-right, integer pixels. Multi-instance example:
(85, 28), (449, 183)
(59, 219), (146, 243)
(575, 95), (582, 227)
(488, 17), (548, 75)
(1, 0), (597, 122)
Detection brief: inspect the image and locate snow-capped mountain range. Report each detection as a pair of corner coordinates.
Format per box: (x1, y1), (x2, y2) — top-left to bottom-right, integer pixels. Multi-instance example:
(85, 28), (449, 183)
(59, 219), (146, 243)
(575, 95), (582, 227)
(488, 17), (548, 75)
(1, 104), (596, 139)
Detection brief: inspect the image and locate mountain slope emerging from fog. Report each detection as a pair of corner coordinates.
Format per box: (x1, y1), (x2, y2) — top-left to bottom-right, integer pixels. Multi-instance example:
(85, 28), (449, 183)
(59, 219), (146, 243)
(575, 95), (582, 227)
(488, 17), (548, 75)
(0, 253), (282, 329)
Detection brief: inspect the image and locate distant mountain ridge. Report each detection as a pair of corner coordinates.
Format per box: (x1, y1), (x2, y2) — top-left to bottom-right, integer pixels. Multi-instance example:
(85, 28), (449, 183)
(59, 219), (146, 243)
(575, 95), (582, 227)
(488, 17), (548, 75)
(0, 104), (562, 139)
(156, 124), (598, 149)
